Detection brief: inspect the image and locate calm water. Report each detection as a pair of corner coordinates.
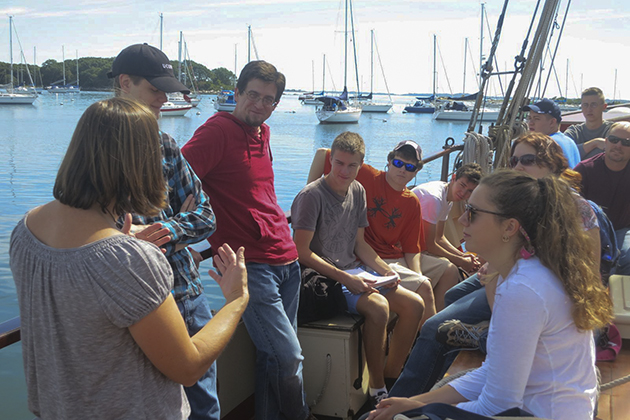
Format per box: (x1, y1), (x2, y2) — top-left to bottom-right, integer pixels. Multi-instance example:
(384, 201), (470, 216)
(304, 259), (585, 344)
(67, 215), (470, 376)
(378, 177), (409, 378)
(0, 92), (468, 419)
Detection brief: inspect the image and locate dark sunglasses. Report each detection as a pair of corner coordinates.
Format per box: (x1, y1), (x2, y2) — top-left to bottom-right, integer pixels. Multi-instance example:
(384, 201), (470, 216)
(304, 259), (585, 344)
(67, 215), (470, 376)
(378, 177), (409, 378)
(509, 154), (537, 168)
(464, 204), (510, 224)
(391, 159), (418, 172)
(607, 135), (630, 147)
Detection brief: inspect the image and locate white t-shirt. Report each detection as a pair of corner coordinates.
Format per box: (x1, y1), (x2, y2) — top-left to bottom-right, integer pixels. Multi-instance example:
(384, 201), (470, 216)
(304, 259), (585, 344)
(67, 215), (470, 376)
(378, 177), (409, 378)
(450, 257), (597, 420)
(412, 181), (452, 224)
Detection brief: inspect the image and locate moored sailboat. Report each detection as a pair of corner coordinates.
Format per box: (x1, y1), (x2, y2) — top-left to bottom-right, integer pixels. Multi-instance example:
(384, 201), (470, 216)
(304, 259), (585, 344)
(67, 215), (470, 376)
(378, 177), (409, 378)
(0, 16), (37, 105)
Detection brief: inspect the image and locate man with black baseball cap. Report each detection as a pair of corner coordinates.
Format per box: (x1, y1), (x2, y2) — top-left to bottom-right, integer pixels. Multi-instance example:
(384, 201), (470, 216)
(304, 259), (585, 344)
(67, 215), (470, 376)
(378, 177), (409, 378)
(110, 44), (223, 420)
(524, 98), (581, 168)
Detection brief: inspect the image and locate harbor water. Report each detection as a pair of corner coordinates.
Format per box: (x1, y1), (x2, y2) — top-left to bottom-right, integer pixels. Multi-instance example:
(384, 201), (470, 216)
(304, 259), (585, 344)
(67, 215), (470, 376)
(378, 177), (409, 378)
(0, 92), (469, 419)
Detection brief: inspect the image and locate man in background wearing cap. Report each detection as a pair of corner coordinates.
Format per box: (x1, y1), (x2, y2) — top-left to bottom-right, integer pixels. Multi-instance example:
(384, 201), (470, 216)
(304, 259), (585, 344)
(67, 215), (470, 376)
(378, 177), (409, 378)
(565, 87), (613, 160)
(292, 132), (423, 406)
(109, 43), (222, 420)
(524, 98), (581, 168)
(182, 61), (313, 420)
(306, 141), (460, 323)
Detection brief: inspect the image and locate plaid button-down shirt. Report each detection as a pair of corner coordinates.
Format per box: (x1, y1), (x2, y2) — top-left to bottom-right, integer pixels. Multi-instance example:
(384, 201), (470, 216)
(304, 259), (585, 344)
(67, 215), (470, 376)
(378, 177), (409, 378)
(132, 132), (216, 301)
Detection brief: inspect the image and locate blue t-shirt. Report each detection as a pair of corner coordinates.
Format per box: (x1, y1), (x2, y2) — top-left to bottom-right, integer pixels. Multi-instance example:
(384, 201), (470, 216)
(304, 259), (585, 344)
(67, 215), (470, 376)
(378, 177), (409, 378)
(551, 131), (581, 168)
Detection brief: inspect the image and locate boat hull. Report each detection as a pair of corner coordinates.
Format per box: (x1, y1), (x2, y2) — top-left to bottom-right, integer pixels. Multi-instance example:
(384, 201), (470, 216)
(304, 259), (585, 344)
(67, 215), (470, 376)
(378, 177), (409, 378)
(316, 107), (362, 123)
(404, 106), (434, 114)
(433, 109), (500, 122)
(361, 102), (392, 113)
(214, 102), (237, 112)
(0, 93), (37, 104)
(160, 103), (192, 116)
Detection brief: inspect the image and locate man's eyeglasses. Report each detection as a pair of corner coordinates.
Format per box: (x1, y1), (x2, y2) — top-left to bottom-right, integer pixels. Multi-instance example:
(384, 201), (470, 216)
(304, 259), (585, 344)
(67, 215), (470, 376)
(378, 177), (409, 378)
(244, 90), (278, 107)
(509, 154), (537, 168)
(607, 135), (630, 147)
(581, 101), (604, 109)
(391, 159), (418, 172)
(464, 204), (510, 224)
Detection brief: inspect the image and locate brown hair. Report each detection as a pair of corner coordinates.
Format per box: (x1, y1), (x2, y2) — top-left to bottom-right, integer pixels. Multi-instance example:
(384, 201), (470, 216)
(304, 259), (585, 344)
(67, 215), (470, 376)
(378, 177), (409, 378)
(510, 132), (582, 190)
(482, 170), (613, 330)
(112, 74), (144, 97)
(236, 60), (286, 102)
(53, 97), (167, 217)
(455, 163), (482, 184)
(581, 87), (605, 103)
(330, 131), (365, 161)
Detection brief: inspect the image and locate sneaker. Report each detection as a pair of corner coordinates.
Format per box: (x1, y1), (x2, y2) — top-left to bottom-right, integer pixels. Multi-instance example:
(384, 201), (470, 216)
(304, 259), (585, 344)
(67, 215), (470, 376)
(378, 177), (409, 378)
(369, 391), (388, 409)
(436, 319), (489, 349)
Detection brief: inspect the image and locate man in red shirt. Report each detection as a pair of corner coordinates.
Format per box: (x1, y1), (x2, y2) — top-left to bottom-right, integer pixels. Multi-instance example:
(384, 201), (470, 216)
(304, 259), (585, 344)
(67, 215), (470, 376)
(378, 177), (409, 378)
(182, 61), (311, 420)
(307, 141), (460, 321)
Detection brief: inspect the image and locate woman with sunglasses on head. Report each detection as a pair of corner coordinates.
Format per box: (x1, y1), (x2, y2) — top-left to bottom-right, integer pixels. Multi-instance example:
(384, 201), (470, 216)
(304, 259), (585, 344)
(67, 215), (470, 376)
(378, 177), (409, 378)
(367, 168), (613, 420)
(9, 98), (249, 420)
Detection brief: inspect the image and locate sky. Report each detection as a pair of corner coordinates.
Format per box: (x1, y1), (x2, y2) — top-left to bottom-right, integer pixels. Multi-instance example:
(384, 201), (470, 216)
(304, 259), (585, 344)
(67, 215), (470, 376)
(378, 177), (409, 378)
(1, 0), (628, 99)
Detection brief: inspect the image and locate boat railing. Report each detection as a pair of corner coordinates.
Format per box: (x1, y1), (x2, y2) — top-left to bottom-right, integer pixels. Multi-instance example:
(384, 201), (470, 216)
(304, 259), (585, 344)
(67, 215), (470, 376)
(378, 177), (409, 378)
(0, 139), (465, 352)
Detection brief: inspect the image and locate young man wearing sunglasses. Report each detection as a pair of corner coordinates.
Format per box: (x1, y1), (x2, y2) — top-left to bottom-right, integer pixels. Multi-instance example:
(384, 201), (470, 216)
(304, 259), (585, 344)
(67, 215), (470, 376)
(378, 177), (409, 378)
(182, 61), (313, 420)
(524, 98), (581, 168)
(293, 132), (424, 406)
(565, 87), (612, 160)
(305, 141), (461, 322)
(575, 121), (630, 275)
(411, 163), (483, 275)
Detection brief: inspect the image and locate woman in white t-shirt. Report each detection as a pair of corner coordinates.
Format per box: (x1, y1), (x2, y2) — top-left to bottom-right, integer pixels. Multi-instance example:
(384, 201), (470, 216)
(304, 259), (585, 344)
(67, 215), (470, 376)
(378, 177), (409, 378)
(366, 169), (613, 420)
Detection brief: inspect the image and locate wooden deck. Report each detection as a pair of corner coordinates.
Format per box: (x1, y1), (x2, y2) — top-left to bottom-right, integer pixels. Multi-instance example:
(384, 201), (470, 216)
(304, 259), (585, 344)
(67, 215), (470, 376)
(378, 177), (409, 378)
(446, 339), (630, 420)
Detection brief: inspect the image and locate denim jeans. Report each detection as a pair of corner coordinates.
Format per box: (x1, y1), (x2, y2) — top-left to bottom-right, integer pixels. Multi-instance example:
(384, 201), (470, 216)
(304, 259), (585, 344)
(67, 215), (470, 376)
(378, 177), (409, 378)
(390, 274), (492, 397)
(242, 261), (309, 420)
(615, 227), (630, 275)
(177, 293), (220, 420)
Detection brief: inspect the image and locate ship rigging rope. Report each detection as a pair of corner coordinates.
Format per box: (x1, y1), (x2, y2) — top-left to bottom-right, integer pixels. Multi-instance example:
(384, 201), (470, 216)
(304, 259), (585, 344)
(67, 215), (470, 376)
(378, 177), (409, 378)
(462, 132), (493, 175)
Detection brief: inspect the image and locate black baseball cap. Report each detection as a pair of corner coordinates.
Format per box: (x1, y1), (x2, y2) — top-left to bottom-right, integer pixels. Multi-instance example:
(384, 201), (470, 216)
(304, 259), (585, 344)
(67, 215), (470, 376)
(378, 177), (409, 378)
(523, 99), (562, 123)
(107, 43), (190, 94)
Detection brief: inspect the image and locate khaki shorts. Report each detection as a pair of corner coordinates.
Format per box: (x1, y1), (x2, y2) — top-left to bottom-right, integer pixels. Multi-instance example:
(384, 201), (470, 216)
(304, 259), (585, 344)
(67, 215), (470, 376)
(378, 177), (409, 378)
(384, 254), (451, 292)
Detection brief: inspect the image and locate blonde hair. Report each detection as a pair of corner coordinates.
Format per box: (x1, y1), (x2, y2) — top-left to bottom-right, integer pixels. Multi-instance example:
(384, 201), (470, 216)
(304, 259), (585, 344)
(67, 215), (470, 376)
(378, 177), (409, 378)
(54, 97), (167, 217)
(482, 170), (613, 330)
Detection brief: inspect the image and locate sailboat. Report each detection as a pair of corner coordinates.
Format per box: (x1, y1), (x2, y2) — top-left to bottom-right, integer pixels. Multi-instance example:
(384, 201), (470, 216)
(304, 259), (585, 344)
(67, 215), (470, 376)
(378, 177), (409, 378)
(315, 0), (362, 123)
(0, 16), (37, 105)
(168, 32), (202, 107)
(404, 35), (437, 114)
(46, 47), (80, 93)
(358, 30), (393, 113)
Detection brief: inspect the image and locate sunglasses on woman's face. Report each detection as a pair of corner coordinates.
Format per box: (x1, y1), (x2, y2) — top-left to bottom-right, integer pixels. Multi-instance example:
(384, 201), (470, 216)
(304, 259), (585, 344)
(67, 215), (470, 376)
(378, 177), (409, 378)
(509, 154), (537, 168)
(607, 135), (630, 147)
(464, 204), (510, 224)
(391, 159), (418, 172)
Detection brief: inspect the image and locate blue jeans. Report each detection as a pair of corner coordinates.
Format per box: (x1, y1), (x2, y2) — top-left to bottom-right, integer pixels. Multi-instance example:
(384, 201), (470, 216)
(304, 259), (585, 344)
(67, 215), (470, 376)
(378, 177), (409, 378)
(390, 274), (491, 397)
(242, 261), (309, 420)
(615, 227), (630, 275)
(177, 293), (220, 420)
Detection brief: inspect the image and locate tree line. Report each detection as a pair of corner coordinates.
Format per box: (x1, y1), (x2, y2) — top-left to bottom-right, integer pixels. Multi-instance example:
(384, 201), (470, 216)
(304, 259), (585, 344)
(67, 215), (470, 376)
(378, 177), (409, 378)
(0, 57), (237, 93)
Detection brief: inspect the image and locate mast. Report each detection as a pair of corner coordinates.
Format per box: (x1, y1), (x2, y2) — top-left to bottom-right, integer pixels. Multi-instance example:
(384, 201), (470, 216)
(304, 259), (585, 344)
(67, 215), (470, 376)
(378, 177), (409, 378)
(344, 0), (348, 89)
(312, 60), (315, 92)
(322, 54), (326, 93)
(178, 31), (183, 82)
(62, 45), (66, 86)
(370, 29), (374, 95)
(9, 16), (13, 92)
(565, 58), (568, 100)
(159, 13), (163, 50)
(433, 34), (437, 98)
(463, 38), (468, 94)
(76, 50), (79, 87)
(613, 69), (618, 101)
(234, 44), (237, 87)
(479, 3), (485, 88)
(247, 25), (251, 63)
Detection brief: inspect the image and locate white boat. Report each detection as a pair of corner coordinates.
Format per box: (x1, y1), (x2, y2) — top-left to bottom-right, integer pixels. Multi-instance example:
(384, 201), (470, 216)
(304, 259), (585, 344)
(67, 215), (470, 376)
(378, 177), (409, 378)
(0, 17), (37, 105)
(214, 90), (237, 112)
(433, 101), (500, 122)
(168, 92), (201, 107)
(160, 102), (192, 117)
(315, 92), (362, 124)
(316, 0), (362, 124)
(357, 30), (393, 113)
